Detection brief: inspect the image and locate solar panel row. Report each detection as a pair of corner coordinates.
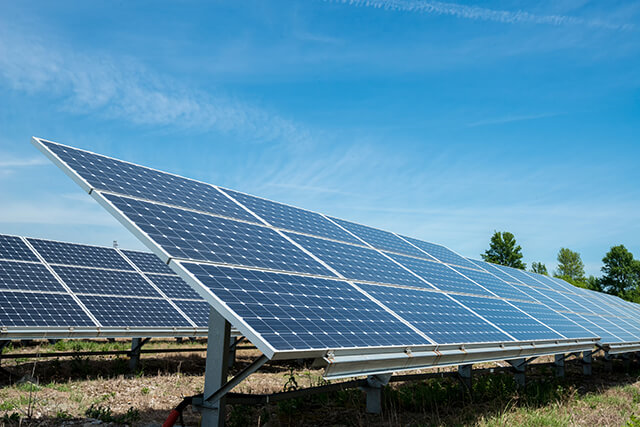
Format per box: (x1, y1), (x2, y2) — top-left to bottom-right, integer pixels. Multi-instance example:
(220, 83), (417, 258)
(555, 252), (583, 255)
(0, 234), (210, 337)
(33, 138), (635, 375)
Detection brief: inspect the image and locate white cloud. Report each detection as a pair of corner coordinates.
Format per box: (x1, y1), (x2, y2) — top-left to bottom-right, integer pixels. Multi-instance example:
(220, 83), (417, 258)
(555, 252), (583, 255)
(0, 157), (50, 168)
(329, 0), (632, 31)
(0, 24), (310, 145)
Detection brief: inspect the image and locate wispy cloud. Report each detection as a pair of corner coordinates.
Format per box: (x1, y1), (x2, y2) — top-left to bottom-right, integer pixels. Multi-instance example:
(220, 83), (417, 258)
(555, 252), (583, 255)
(0, 23), (310, 145)
(329, 0), (632, 31)
(466, 112), (566, 127)
(0, 157), (49, 168)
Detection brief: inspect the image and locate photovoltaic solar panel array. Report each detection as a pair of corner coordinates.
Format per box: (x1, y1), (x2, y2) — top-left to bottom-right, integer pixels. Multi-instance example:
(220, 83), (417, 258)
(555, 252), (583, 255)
(0, 234), (210, 338)
(33, 137), (639, 378)
(468, 259), (640, 349)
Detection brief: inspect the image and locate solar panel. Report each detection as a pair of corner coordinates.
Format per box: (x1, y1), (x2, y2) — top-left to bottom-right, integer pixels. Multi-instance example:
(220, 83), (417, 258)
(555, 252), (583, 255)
(40, 137), (629, 376)
(0, 233), (208, 339)
(182, 263), (429, 350)
(0, 235), (39, 262)
(386, 253), (493, 296)
(402, 237), (480, 269)
(287, 233), (421, 287)
(105, 193), (332, 276)
(0, 291), (95, 327)
(0, 261), (66, 292)
(450, 294), (563, 341)
(329, 217), (428, 258)
(78, 295), (193, 327)
(39, 139), (256, 222)
(28, 238), (134, 271)
(120, 249), (175, 275)
(358, 283), (511, 344)
(224, 189), (362, 245)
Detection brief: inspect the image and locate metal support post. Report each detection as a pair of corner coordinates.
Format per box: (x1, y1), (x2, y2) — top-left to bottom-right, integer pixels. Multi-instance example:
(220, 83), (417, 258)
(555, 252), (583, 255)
(507, 358), (526, 387)
(228, 336), (238, 369)
(200, 308), (231, 427)
(361, 373), (392, 414)
(129, 337), (150, 372)
(0, 341), (10, 377)
(458, 364), (472, 393)
(604, 351), (612, 372)
(622, 353), (631, 370)
(582, 350), (592, 376)
(554, 354), (565, 378)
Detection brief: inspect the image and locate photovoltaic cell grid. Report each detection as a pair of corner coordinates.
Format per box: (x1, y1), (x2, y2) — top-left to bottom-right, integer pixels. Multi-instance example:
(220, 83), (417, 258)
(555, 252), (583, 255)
(34, 138), (640, 357)
(0, 234), (207, 334)
(467, 258), (640, 345)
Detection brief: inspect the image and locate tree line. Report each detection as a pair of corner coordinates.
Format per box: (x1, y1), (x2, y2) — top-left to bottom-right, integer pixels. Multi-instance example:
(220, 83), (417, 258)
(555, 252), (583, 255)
(481, 231), (640, 303)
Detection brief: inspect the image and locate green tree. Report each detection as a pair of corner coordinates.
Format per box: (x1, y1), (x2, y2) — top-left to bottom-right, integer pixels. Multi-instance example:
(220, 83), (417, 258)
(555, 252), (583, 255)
(530, 262), (548, 275)
(555, 248), (585, 282)
(601, 245), (640, 296)
(481, 231), (526, 269)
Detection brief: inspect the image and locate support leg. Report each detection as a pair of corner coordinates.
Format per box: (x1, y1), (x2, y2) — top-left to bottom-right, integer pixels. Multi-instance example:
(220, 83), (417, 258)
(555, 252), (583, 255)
(228, 336), (237, 369)
(507, 358), (526, 388)
(554, 354), (565, 378)
(362, 373), (391, 414)
(582, 351), (592, 376)
(458, 364), (472, 393)
(604, 351), (612, 372)
(201, 308), (231, 427)
(622, 353), (631, 370)
(129, 338), (141, 372)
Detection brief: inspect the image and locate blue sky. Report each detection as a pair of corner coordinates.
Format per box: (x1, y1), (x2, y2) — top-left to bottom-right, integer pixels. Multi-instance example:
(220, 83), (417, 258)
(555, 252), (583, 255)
(0, 0), (638, 276)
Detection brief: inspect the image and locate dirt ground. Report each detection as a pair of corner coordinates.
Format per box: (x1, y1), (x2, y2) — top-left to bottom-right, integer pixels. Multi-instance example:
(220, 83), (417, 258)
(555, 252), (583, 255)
(1, 340), (640, 426)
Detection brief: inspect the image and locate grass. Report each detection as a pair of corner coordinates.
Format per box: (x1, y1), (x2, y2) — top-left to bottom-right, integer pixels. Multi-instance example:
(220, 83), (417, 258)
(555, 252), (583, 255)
(1, 340), (640, 426)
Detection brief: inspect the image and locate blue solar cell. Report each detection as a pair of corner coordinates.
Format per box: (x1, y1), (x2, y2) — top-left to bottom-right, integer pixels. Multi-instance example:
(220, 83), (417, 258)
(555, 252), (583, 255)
(0, 291), (94, 327)
(402, 237), (479, 269)
(78, 295), (191, 327)
(581, 314), (638, 343)
(183, 263), (430, 350)
(513, 286), (568, 313)
(545, 276), (582, 293)
(451, 294), (563, 341)
(289, 233), (422, 287)
(41, 140), (257, 222)
(563, 313), (618, 343)
(387, 253), (493, 296)
(0, 235), (38, 262)
(0, 261), (66, 292)
(146, 273), (203, 300)
(329, 218), (428, 258)
(358, 283), (511, 344)
(451, 266), (533, 301)
(174, 299), (210, 327)
(533, 288), (593, 315)
(491, 264), (553, 290)
(224, 190), (362, 245)
(514, 301), (594, 339)
(106, 193), (332, 276)
(472, 260), (523, 284)
(120, 249), (175, 274)
(28, 238), (133, 270)
(53, 266), (161, 297)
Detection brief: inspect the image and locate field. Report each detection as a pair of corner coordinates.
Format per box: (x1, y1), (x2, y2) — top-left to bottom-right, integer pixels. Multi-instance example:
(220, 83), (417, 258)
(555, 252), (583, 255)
(1, 339), (640, 426)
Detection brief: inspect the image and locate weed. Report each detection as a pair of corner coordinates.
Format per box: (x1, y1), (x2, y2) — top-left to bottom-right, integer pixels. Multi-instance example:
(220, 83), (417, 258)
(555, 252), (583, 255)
(85, 404), (140, 424)
(0, 400), (16, 411)
(141, 386), (150, 395)
(44, 382), (71, 392)
(228, 404), (252, 427)
(55, 409), (72, 419)
(1, 412), (20, 423)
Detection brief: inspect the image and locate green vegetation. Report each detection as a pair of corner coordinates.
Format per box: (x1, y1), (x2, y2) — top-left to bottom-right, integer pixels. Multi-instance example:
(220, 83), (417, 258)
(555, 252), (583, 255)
(482, 231), (526, 269)
(85, 404), (140, 424)
(531, 262), (548, 275)
(555, 248), (585, 282)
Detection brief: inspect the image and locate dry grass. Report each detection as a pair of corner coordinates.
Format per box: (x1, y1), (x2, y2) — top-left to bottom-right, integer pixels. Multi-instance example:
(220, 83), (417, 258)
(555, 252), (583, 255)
(0, 340), (639, 426)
